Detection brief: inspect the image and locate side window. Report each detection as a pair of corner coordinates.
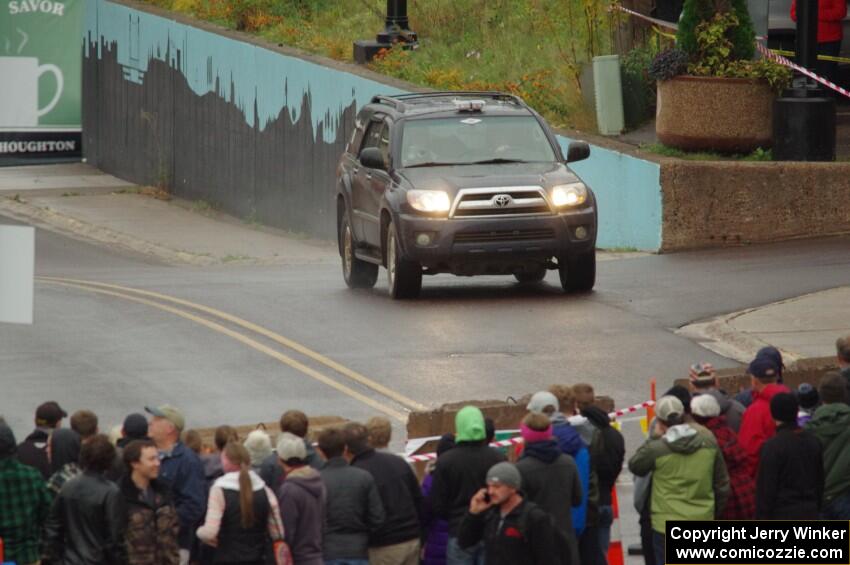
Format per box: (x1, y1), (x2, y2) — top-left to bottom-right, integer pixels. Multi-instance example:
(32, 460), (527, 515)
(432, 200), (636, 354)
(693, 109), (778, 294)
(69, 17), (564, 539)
(360, 121), (384, 156)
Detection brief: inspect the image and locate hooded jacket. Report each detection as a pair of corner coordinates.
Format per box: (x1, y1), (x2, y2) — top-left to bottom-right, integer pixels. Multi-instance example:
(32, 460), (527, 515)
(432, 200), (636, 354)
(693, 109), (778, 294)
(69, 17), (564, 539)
(738, 383), (790, 473)
(694, 389), (746, 432)
(792, 0), (847, 43)
(17, 427), (53, 479)
(351, 448), (422, 547)
(46, 429), (83, 497)
(277, 466), (326, 565)
(516, 439), (581, 565)
(805, 403), (850, 502)
(582, 406), (625, 506)
(429, 407), (506, 536)
(260, 439), (323, 490)
(629, 423), (730, 534)
(756, 424), (824, 519)
(549, 413), (592, 535)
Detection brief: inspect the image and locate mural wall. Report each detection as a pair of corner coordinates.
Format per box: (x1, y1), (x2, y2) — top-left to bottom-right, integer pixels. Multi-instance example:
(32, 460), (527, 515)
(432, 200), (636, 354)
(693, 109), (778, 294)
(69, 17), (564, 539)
(84, 0), (661, 248)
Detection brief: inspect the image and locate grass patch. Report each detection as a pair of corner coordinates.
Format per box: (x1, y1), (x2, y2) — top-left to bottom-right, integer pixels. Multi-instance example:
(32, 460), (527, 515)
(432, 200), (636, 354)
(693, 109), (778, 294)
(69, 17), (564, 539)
(640, 143), (773, 161)
(140, 0), (619, 130)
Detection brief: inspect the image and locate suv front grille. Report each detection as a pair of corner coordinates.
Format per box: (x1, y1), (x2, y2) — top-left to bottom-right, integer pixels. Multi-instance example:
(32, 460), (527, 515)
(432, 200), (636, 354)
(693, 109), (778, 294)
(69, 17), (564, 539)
(454, 228), (555, 244)
(450, 186), (553, 218)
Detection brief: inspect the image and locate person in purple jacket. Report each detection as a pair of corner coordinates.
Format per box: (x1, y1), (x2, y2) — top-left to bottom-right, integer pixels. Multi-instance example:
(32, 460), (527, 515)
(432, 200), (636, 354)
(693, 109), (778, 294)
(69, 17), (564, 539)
(421, 434), (456, 565)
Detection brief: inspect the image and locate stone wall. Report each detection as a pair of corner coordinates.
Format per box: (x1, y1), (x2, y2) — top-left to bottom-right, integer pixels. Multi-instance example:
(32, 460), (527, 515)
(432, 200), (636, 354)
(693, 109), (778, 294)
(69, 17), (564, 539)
(660, 161), (850, 251)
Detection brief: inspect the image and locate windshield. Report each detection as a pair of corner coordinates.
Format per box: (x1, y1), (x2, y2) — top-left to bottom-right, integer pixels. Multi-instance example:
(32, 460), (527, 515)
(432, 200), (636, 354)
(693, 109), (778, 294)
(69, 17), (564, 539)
(399, 116), (557, 167)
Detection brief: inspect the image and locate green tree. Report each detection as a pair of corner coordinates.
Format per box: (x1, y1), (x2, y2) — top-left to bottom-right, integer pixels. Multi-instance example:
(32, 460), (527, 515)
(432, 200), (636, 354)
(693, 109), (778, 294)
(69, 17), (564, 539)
(677, 0), (755, 60)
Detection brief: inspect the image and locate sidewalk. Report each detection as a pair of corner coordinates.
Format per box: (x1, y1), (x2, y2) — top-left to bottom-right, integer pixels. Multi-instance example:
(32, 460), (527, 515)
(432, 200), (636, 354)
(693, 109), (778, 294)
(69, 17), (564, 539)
(677, 287), (850, 364)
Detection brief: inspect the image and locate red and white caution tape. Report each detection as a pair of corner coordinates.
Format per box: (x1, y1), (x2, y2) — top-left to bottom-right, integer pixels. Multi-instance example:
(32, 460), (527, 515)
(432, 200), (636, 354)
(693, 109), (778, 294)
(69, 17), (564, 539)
(756, 40), (850, 100)
(610, 3), (679, 30)
(402, 400), (656, 463)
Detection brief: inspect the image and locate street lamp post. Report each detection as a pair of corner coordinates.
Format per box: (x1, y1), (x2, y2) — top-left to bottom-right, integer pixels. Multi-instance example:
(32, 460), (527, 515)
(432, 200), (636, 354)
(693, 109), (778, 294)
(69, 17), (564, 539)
(354, 0), (419, 64)
(773, 0), (836, 161)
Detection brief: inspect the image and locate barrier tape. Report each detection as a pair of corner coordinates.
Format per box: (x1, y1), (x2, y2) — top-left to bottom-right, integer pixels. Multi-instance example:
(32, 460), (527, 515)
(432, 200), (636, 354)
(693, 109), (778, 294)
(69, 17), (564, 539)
(772, 48), (850, 65)
(402, 399), (656, 463)
(612, 3), (850, 99)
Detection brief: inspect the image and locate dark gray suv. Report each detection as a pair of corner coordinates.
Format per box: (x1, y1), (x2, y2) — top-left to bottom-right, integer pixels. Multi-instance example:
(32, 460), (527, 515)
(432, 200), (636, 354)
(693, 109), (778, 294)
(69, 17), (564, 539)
(335, 92), (597, 299)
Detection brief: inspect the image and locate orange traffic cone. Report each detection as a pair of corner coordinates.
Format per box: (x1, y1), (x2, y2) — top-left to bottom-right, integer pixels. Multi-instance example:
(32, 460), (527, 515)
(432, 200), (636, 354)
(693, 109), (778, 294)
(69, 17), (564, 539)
(607, 485), (625, 565)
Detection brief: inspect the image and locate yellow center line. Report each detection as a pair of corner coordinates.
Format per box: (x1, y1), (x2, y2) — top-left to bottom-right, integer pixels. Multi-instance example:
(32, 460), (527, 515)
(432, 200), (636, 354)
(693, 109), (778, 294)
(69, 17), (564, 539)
(36, 276), (426, 412)
(39, 279), (407, 422)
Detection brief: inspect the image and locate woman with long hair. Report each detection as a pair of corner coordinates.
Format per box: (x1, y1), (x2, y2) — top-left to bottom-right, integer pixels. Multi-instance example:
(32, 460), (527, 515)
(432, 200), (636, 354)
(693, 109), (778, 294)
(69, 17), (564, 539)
(197, 442), (284, 564)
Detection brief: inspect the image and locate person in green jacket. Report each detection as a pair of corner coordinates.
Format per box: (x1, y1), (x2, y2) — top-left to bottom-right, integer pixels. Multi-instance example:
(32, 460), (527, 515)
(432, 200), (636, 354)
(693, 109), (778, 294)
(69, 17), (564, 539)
(805, 371), (850, 519)
(628, 395), (729, 565)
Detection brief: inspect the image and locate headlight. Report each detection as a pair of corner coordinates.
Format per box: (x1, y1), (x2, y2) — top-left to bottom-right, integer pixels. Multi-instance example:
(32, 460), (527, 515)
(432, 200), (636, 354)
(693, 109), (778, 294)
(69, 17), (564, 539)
(407, 190), (451, 213)
(551, 183), (588, 207)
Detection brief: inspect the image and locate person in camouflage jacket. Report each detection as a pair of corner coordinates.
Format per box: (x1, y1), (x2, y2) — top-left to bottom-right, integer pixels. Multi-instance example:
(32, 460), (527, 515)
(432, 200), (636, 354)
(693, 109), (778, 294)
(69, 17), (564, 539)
(120, 439), (180, 565)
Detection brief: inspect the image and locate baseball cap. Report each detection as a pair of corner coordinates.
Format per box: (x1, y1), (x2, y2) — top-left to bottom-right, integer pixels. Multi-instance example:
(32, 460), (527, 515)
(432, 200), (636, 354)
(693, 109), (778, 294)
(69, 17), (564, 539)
(656, 395), (684, 424)
(277, 432), (307, 463)
(527, 391), (559, 414)
(145, 405), (186, 432)
(691, 394), (721, 418)
(486, 462), (522, 490)
(122, 413), (149, 439)
(36, 401), (67, 427)
(748, 357), (779, 381)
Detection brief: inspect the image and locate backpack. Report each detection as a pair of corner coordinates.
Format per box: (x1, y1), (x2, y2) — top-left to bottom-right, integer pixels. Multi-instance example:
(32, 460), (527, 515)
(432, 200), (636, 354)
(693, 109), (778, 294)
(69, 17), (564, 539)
(515, 502), (575, 565)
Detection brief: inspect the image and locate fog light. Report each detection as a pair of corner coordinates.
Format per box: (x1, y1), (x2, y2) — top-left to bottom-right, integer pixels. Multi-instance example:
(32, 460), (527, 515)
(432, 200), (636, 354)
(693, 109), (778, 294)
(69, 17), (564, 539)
(574, 226), (588, 239)
(416, 232), (433, 246)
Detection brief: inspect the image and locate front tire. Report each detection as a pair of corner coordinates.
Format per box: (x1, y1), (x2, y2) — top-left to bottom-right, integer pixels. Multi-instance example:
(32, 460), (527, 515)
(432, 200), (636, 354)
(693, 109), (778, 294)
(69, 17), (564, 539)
(559, 251), (596, 293)
(386, 222), (422, 299)
(340, 215), (378, 289)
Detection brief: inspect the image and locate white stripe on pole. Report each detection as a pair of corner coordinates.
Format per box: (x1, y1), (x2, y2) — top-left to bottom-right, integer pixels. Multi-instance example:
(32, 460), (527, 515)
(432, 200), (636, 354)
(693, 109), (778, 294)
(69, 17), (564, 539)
(0, 225), (35, 325)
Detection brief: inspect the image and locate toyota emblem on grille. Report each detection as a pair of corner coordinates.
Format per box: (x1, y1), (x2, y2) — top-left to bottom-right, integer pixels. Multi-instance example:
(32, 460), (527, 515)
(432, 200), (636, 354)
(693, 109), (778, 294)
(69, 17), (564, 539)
(493, 194), (512, 208)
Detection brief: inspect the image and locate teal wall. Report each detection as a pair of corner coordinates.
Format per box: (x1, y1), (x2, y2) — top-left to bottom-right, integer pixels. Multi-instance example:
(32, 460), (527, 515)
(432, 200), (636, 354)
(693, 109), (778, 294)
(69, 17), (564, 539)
(86, 0), (662, 250)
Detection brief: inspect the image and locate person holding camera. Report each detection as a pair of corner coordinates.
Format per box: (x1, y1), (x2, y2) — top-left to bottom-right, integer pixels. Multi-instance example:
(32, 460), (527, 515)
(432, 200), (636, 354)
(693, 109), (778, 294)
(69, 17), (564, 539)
(628, 396), (730, 565)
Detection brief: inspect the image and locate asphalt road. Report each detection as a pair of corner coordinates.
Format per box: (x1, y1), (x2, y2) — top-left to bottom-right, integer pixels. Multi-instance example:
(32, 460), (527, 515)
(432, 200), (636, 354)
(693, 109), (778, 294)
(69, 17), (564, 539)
(3, 214), (850, 446)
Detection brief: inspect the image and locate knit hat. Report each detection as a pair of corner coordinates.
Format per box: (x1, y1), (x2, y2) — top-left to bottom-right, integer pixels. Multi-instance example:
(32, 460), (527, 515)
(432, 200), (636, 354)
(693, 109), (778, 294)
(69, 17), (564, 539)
(527, 391), (559, 415)
(520, 422), (553, 444)
(276, 432), (307, 464)
(770, 393), (799, 424)
(122, 413), (149, 440)
(663, 385), (692, 414)
(656, 395), (684, 425)
(486, 462), (522, 490)
(796, 383), (819, 410)
(0, 421), (16, 459)
(818, 372), (847, 404)
(691, 394), (721, 418)
(243, 429), (273, 466)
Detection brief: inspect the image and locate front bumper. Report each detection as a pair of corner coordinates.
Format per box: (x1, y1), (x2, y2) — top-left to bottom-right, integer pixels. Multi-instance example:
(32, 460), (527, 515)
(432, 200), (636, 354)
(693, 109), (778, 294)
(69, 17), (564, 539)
(396, 208), (596, 275)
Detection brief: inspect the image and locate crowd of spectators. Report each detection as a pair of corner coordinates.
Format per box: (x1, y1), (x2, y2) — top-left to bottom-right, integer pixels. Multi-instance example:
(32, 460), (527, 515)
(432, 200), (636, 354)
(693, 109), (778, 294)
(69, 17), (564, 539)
(1, 335), (849, 565)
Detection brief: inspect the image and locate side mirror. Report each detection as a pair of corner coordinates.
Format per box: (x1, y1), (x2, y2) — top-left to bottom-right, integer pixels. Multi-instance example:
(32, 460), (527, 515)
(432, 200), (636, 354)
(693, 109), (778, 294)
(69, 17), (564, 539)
(360, 147), (387, 171)
(566, 141), (590, 163)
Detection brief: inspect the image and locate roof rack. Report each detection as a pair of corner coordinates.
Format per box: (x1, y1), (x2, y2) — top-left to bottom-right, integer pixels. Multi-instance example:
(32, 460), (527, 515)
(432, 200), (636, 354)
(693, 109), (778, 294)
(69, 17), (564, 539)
(370, 91), (525, 110)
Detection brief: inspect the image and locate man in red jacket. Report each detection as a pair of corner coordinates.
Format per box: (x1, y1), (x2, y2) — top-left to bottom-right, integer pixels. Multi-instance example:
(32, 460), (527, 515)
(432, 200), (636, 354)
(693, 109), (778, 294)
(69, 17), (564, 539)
(738, 356), (791, 475)
(791, 0), (848, 82)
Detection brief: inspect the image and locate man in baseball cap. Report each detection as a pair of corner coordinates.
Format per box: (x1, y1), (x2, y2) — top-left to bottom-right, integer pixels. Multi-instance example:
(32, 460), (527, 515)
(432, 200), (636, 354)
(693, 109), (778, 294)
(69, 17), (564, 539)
(145, 404), (204, 565)
(17, 401), (67, 479)
(457, 462), (560, 565)
(738, 356), (791, 475)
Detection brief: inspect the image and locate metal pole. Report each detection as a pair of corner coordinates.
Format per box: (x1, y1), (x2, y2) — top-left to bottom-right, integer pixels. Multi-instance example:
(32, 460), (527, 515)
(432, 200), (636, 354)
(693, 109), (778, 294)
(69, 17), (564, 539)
(385, 0), (410, 30)
(797, 0), (819, 75)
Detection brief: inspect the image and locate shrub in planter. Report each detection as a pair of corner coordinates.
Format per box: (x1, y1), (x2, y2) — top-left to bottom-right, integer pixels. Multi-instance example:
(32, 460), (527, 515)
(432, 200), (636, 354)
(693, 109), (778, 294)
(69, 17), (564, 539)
(621, 45), (659, 129)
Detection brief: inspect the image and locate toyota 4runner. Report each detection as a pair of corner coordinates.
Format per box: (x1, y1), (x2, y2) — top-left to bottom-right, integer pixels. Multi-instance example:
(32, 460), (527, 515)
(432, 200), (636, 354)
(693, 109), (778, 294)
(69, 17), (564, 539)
(336, 91), (597, 299)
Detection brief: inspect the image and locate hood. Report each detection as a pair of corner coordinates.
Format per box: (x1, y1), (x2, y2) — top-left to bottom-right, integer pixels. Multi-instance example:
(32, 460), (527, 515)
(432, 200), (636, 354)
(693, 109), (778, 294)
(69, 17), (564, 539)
(552, 421), (586, 456)
(50, 428), (81, 473)
(662, 424), (702, 453)
(582, 405), (611, 429)
(521, 439), (562, 464)
(0, 422), (16, 459)
(808, 403), (850, 440)
(214, 469), (266, 492)
(286, 466), (325, 499)
(455, 406), (486, 443)
(397, 162), (581, 197)
(567, 415), (595, 445)
(754, 383), (791, 403)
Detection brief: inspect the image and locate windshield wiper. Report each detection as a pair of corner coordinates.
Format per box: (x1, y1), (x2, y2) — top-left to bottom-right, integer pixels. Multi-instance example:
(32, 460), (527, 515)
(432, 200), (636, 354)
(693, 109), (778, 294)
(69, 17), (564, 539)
(403, 161), (464, 168)
(468, 158), (530, 165)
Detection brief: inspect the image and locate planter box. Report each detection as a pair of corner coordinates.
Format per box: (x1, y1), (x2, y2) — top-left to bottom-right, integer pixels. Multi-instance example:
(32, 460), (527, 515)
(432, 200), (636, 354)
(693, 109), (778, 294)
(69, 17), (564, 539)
(656, 75), (774, 152)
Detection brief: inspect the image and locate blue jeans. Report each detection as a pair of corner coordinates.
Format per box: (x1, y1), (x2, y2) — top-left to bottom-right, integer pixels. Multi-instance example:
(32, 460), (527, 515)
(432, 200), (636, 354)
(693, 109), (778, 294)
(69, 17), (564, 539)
(324, 560), (369, 565)
(598, 504), (614, 563)
(446, 537), (485, 565)
(653, 531), (666, 565)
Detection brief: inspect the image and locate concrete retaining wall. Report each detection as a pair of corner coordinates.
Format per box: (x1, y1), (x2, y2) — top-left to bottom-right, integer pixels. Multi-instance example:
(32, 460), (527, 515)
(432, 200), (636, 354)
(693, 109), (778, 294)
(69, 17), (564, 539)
(660, 161), (850, 251)
(83, 0), (663, 249)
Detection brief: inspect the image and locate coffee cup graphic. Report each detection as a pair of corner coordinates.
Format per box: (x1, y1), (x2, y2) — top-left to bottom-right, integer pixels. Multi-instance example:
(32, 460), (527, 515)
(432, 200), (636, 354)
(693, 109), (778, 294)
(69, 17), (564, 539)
(0, 56), (63, 127)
